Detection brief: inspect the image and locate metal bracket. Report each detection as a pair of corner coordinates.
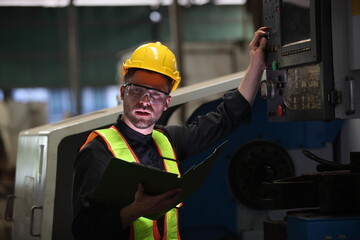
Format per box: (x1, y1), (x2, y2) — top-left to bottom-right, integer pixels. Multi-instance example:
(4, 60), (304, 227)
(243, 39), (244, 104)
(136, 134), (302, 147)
(4, 194), (15, 221)
(30, 205), (43, 237)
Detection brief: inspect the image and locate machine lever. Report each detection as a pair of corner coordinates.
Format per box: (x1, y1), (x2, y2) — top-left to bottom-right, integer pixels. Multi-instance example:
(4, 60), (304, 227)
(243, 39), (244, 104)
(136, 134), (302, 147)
(4, 194), (15, 221)
(30, 205), (43, 237)
(302, 149), (350, 171)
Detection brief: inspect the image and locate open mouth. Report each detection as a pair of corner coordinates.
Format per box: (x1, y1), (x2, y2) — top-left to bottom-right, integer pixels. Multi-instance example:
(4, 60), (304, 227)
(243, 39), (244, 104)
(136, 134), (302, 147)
(135, 110), (151, 116)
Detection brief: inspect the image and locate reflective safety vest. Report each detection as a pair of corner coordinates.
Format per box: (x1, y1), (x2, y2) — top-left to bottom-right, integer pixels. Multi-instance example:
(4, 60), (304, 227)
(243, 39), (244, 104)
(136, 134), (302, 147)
(81, 126), (181, 240)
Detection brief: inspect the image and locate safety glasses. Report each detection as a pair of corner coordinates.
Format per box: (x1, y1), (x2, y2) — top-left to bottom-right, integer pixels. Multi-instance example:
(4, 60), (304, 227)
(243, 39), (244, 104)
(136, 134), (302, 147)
(124, 83), (169, 104)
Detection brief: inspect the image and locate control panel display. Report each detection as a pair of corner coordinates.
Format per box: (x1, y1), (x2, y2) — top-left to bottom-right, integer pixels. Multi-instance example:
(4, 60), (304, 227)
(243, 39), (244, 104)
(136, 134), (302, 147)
(281, 0), (310, 47)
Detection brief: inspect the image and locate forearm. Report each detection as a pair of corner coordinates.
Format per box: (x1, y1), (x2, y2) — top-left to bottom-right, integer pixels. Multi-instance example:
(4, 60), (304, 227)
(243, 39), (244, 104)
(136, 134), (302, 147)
(238, 26), (268, 105)
(238, 64), (264, 105)
(163, 89), (251, 160)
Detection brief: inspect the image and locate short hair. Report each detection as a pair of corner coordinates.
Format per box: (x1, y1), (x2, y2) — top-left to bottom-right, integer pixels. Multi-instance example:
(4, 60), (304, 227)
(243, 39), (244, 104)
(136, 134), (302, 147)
(124, 68), (173, 93)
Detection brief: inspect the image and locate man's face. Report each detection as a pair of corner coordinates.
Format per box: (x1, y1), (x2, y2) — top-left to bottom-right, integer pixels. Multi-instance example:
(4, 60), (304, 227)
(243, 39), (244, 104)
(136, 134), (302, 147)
(120, 69), (172, 134)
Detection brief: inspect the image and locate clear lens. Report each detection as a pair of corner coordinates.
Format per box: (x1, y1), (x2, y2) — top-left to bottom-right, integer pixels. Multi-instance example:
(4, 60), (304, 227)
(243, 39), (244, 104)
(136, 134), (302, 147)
(125, 83), (168, 104)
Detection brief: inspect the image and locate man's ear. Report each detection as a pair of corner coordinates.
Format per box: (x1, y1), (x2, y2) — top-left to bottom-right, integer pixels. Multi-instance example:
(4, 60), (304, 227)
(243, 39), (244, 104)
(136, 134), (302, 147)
(120, 85), (125, 100)
(163, 96), (172, 111)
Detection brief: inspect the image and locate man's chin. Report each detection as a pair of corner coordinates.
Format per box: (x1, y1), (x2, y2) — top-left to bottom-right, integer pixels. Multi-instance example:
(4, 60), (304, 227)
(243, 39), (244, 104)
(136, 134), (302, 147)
(132, 120), (154, 129)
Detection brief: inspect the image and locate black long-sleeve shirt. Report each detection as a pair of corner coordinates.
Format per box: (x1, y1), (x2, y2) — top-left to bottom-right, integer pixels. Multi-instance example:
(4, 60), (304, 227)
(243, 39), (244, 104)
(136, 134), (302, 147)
(72, 89), (251, 240)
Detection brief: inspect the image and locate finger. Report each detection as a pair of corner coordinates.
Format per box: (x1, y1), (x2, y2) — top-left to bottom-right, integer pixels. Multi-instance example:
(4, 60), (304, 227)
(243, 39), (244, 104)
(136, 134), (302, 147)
(152, 189), (182, 206)
(161, 188), (182, 198)
(250, 32), (264, 48)
(159, 190), (182, 207)
(249, 30), (268, 50)
(253, 27), (268, 39)
(259, 36), (267, 50)
(136, 183), (145, 195)
(258, 26), (270, 31)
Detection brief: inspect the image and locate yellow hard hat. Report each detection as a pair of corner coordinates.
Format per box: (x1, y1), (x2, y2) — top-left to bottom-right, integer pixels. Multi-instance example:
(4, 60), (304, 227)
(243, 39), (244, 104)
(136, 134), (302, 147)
(122, 42), (181, 92)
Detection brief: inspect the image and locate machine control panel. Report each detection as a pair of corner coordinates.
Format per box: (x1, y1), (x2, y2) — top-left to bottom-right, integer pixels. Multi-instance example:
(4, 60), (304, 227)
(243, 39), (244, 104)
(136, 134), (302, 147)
(262, 0), (335, 121)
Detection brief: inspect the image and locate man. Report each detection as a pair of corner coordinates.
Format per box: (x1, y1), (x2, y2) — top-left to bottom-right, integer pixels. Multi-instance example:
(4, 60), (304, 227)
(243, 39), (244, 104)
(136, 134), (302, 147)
(72, 26), (268, 240)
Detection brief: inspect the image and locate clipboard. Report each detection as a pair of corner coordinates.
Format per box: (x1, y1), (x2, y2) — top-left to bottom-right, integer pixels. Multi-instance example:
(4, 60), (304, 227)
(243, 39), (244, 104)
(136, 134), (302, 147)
(91, 141), (227, 219)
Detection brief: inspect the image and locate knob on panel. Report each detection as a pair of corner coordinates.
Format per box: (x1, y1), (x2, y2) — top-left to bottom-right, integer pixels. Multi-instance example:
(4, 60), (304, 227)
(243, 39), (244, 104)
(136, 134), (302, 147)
(261, 80), (275, 99)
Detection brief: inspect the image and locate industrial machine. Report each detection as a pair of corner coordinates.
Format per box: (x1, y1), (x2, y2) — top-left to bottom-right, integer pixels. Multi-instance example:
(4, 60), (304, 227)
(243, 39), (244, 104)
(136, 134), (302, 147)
(259, 0), (360, 239)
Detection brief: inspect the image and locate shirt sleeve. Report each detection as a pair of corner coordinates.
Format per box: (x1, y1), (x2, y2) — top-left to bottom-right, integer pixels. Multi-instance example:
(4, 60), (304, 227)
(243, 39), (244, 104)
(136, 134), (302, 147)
(72, 138), (130, 240)
(161, 89), (251, 160)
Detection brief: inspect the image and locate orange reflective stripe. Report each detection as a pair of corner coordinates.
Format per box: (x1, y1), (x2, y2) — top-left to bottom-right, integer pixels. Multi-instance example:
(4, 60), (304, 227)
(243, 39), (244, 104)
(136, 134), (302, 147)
(129, 225), (135, 240)
(164, 208), (180, 240)
(151, 130), (176, 159)
(153, 220), (161, 240)
(152, 130), (180, 177)
(95, 127), (139, 163)
(151, 131), (180, 240)
(93, 130), (118, 157)
(79, 132), (99, 151)
(108, 126), (140, 163)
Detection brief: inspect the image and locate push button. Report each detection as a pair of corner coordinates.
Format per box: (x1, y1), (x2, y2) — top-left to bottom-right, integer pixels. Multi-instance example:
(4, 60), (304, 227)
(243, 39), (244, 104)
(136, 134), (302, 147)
(271, 61), (278, 71)
(277, 104), (286, 116)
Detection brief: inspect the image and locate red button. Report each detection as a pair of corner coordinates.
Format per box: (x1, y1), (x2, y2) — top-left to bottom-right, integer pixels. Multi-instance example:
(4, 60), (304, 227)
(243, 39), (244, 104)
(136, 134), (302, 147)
(277, 105), (284, 116)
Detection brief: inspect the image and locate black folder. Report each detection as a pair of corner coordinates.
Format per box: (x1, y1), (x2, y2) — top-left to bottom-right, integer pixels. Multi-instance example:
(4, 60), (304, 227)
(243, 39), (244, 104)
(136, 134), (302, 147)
(91, 141), (227, 219)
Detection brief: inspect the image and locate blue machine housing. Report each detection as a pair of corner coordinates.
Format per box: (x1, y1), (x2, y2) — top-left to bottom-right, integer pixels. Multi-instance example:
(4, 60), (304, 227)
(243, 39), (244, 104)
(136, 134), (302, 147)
(179, 93), (343, 239)
(287, 214), (360, 240)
